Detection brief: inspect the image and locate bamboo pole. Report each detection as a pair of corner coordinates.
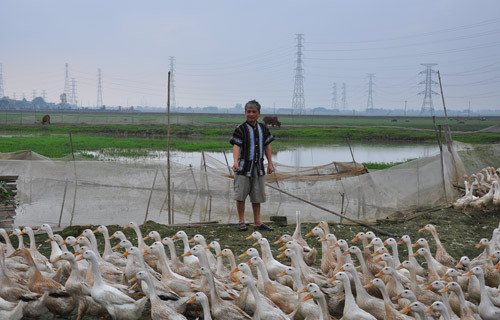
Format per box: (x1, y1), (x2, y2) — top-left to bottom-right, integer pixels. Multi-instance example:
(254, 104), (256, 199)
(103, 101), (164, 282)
(265, 183), (396, 237)
(69, 132), (78, 226)
(432, 118), (448, 204)
(346, 136), (356, 163)
(437, 71), (452, 145)
(167, 72), (172, 225)
(144, 168), (159, 224)
(57, 178), (68, 228)
(222, 148), (232, 177)
(189, 164), (198, 191)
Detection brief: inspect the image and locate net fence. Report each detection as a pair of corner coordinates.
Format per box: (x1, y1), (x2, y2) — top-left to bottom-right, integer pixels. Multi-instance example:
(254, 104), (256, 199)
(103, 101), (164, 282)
(0, 143), (491, 228)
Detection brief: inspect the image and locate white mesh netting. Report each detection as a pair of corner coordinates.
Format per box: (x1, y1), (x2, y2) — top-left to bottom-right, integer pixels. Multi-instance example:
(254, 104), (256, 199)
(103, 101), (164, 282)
(0, 142), (481, 227)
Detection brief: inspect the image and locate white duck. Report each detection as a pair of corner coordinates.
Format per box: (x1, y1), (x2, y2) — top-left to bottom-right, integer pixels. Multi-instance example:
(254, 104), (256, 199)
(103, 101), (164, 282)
(81, 250), (148, 320)
(331, 272), (376, 320)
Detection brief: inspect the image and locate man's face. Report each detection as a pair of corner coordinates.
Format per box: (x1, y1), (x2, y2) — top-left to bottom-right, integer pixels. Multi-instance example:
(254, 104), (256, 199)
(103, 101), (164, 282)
(245, 106), (260, 123)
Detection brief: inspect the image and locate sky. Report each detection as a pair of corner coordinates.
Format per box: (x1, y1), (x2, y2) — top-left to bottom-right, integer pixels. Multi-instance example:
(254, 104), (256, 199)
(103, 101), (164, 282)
(1, 0), (500, 111)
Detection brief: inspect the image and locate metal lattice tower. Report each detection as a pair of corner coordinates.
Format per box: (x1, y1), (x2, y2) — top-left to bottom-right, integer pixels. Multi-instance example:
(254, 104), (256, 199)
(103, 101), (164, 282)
(292, 34), (305, 115)
(169, 56), (176, 109)
(42, 90), (47, 101)
(70, 78), (77, 106)
(32, 90), (37, 100)
(96, 68), (103, 108)
(418, 63), (438, 114)
(331, 83), (338, 110)
(342, 83), (347, 110)
(0, 63), (4, 98)
(366, 73), (375, 112)
(64, 63), (70, 98)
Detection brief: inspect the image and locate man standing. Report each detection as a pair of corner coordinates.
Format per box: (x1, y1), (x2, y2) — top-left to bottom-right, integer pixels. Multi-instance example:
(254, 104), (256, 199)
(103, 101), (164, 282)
(230, 100), (275, 231)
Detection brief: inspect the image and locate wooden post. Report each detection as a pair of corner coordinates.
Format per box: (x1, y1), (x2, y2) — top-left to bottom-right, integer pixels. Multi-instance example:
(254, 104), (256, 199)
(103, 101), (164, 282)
(438, 71), (452, 146)
(346, 136), (355, 163)
(222, 148), (232, 177)
(189, 164), (198, 191)
(171, 182), (174, 225)
(202, 151), (209, 192)
(432, 119), (448, 204)
(208, 195), (212, 221)
(144, 168), (159, 224)
(339, 192), (345, 224)
(167, 72), (172, 225)
(57, 178), (68, 228)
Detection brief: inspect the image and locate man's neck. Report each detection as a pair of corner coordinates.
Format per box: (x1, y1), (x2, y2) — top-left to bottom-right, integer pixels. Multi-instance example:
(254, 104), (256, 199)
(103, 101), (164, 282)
(247, 120), (257, 127)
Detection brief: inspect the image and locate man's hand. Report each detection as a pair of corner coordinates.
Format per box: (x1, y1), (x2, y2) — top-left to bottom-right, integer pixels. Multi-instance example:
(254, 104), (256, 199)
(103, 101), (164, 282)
(232, 163), (239, 172)
(267, 162), (274, 174)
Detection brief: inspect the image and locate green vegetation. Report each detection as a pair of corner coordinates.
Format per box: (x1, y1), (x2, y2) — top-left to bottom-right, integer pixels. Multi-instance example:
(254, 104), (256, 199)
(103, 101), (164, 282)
(362, 161), (413, 170)
(1, 122), (499, 159)
(0, 181), (15, 206)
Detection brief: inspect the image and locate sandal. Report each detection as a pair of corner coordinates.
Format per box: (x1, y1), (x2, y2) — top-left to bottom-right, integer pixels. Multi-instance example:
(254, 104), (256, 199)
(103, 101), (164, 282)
(237, 222), (248, 231)
(254, 223), (274, 231)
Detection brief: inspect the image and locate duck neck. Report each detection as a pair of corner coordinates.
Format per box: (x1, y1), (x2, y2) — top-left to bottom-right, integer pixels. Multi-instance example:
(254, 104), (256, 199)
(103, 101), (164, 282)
(291, 272), (304, 292)
(407, 266), (418, 292)
(429, 228), (443, 248)
(293, 211), (301, 239)
(27, 231), (36, 249)
(165, 241), (180, 264)
(405, 241), (417, 263)
(157, 248), (174, 278)
(213, 247), (223, 274)
(181, 236), (191, 254)
(349, 267), (369, 299)
(377, 283), (392, 306)
(49, 240), (62, 260)
(255, 260), (271, 283)
(102, 229), (112, 257)
(341, 277), (356, 309)
(355, 251), (372, 277)
(87, 234), (101, 258)
(0, 233), (13, 254)
(317, 294), (330, 320)
(389, 244), (400, 266)
(226, 251), (237, 270)
(439, 291), (453, 318)
(133, 225), (145, 250)
(204, 271), (220, 304)
(17, 236), (25, 249)
(246, 280), (263, 314)
(423, 251), (440, 276)
(477, 272), (495, 309)
(199, 297), (212, 320)
(260, 241), (274, 264)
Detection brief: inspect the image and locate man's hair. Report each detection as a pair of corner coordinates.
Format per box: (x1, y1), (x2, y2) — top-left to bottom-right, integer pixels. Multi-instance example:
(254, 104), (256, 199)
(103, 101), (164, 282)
(245, 100), (261, 112)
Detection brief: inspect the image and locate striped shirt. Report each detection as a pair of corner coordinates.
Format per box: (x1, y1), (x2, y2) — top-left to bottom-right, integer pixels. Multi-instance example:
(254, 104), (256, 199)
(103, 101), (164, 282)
(230, 121), (275, 176)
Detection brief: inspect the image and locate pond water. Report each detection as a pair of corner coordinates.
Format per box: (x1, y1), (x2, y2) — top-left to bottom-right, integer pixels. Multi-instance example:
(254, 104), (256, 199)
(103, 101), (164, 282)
(81, 143), (440, 167)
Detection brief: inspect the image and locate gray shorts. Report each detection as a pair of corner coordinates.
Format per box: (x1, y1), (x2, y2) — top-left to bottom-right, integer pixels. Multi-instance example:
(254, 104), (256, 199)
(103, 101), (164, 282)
(233, 166), (266, 203)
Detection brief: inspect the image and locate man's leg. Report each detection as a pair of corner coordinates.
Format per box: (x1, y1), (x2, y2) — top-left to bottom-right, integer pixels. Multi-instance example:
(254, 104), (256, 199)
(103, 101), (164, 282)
(252, 202), (262, 226)
(237, 200), (246, 224)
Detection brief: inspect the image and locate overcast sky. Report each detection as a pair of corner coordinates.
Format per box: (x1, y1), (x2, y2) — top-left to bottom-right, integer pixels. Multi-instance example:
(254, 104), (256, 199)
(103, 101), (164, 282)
(1, 0), (500, 111)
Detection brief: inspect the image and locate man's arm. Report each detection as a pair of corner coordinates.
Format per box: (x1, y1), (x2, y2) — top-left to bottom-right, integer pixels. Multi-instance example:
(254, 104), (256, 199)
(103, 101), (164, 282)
(264, 144), (274, 174)
(232, 145), (240, 172)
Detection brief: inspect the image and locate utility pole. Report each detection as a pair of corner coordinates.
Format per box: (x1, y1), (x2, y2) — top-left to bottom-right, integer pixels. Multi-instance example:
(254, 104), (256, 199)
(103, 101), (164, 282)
(419, 63), (438, 115)
(291, 34), (305, 115)
(0, 63), (4, 98)
(169, 56), (176, 109)
(366, 73), (375, 112)
(342, 83), (347, 111)
(331, 83), (338, 110)
(96, 68), (103, 108)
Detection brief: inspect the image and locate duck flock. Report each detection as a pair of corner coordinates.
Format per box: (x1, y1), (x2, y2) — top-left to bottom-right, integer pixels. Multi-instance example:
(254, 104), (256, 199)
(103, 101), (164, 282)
(453, 167), (500, 211)
(0, 212), (499, 319)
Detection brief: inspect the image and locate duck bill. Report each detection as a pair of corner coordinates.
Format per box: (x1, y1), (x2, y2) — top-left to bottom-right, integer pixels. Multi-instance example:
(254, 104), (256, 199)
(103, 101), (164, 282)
(401, 305), (412, 314)
(121, 251), (129, 257)
(475, 243), (483, 249)
(301, 293), (312, 302)
(426, 306), (433, 313)
(438, 286), (449, 293)
(351, 235), (360, 242)
(192, 271), (200, 278)
(441, 273), (450, 280)
(418, 226), (426, 232)
(277, 271), (287, 277)
(93, 229), (99, 234)
(75, 255), (84, 262)
(52, 256), (63, 263)
(330, 242), (339, 249)
(455, 260), (464, 268)
(171, 234), (178, 240)
(181, 251), (192, 257)
(305, 231), (314, 237)
(188, 238), (195, 243)
(363, 283), (374, 289)
(375, 271), (384, 277)
(215, 252), (223, 258)
(410, 252), (419, 257)
(252, 242), (259, 247)
(230, 267), (239, 274)
(239, 252), (248, 258)
(128, 275), (138, 284)
(278, 244), (287, 251)
(318, 238), (326, 242)
(464, 270), (474, 277)
(343, 250), (351, 256)
(204, 245), (211, 250)
(245, 235), (254, 240)
(328, 275), (338, 282)
(112, 243), (121, 250)
(143, 235), (150, 241)
(412, 243), (420, 248)
(397, 239), (405, 245)
(277, 252), (286, 259)
(186, 297), (196, 304)
(274, 238), (284, 245)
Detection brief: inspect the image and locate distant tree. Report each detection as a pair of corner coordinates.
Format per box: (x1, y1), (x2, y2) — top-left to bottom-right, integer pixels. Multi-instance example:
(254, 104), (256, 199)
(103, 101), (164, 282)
(32, 97), (46, 106)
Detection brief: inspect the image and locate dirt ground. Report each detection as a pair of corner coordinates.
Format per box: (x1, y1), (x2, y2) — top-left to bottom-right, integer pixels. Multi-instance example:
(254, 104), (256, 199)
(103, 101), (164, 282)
(17, 204), (500, 319)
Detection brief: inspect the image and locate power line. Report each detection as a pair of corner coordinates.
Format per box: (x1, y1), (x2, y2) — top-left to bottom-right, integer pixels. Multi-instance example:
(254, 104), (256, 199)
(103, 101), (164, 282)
(292, 34), (305, 114)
